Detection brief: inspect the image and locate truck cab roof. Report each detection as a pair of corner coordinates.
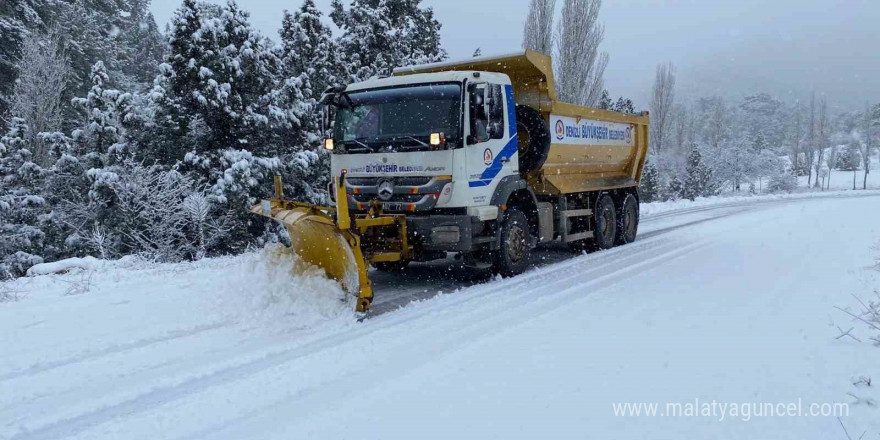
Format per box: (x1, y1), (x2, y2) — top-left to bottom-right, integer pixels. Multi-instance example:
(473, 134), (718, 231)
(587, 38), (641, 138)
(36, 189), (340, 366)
(345, 71), (511, 92)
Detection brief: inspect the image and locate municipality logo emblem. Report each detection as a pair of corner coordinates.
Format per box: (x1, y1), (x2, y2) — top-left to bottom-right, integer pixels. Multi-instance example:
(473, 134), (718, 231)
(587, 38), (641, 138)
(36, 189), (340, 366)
(555, 120), (565, 140)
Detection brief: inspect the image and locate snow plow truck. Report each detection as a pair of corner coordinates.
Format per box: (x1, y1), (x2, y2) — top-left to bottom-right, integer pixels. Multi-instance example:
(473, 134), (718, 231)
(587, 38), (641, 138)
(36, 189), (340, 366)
(252, 50), (650, 312)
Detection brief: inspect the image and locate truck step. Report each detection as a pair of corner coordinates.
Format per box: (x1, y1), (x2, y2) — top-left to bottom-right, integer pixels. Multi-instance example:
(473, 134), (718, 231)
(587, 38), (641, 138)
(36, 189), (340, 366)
(563, 231), (593, 243)
(561, 209), (593, 218)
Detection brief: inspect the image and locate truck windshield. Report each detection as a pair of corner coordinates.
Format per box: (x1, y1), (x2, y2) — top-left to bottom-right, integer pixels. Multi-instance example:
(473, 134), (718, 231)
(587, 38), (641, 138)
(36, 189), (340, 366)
(332, 83), (462, 153)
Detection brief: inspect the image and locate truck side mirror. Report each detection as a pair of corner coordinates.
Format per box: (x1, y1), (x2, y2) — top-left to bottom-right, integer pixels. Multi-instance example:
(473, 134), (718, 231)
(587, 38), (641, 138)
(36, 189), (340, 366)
(321, 105), (334, 135)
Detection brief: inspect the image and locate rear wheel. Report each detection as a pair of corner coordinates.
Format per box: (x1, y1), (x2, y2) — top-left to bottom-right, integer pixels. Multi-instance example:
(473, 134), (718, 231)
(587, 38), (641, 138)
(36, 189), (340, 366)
(615, 193), (639, 245)
(492, 207), (531, 277)
(373, 260), (409, 272)
(593, 194), (617, 250)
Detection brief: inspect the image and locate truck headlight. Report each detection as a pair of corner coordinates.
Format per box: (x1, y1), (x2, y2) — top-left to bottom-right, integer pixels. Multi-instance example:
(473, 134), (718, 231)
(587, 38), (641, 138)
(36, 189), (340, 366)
(430, 132), (446, 147)
(323, 139), (334, 150)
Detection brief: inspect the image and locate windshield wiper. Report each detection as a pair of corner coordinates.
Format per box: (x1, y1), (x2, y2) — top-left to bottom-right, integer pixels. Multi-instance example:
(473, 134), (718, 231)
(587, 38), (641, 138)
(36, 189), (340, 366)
(400, 136), (429, 148)
(342, 138), (371, 152)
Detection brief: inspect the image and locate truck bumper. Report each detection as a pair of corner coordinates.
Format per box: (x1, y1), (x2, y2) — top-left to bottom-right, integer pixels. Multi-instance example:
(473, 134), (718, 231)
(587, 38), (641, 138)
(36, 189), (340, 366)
(407, 214), (489, 252)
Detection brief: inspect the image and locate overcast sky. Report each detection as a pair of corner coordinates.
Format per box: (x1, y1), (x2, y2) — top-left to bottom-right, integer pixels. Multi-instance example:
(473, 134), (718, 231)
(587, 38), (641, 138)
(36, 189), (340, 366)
(150, 0), (880, 109)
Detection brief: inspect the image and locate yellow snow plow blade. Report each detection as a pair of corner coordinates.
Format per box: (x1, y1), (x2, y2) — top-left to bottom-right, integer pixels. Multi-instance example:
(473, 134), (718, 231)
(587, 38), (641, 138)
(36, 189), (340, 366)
(251, 174), (410, 313)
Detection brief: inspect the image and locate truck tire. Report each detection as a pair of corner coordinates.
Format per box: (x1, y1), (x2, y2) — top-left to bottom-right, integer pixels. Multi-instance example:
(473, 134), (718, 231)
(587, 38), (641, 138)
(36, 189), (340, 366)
(615, 193), (639, 245)
(593, 194), (617, 250)
(516, 105), (551, 174)
(492, 207), (531, 277)
(373, 261), (409, 272)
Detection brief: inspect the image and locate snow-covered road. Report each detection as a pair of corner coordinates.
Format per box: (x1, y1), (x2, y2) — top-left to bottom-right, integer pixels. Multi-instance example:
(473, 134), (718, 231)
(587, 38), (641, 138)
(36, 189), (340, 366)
(2, 194), (880, 439)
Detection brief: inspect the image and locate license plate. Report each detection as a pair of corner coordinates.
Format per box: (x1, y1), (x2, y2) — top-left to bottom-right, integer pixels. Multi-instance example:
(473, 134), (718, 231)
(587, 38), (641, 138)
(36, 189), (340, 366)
(384, 202), (405, 211)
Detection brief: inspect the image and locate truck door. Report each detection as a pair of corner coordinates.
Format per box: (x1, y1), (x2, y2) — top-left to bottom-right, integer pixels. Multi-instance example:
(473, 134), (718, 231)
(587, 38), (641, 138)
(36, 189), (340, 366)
(465, 82), (518, 205)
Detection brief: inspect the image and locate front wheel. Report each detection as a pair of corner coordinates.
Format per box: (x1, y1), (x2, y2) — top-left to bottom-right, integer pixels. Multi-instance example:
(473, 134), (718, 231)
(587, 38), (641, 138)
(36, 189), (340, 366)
(492, 207), (531, 277)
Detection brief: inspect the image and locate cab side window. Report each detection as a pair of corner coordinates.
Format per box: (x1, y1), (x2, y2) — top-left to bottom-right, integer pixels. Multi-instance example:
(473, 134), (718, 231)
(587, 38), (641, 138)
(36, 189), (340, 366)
(487, 84), (504, 140)
(468, 83), (505, 144)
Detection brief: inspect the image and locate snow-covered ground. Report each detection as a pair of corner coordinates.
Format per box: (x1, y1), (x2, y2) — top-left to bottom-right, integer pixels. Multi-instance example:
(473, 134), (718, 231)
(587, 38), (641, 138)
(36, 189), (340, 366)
(795, 151), (879, 191)
(2, 193), (880, 439)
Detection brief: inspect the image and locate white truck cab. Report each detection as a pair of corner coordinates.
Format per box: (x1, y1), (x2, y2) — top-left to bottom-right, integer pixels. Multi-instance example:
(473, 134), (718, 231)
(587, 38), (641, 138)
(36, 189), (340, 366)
(325, 70), (530, 261)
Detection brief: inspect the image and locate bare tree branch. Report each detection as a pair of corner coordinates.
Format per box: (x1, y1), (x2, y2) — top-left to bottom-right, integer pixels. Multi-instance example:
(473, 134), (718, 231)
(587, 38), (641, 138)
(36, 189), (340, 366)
(555, 0), (607, 107)
(522, 0), (556, 55)
(10, 30), (70, 167)
(650, 62), (676, 155)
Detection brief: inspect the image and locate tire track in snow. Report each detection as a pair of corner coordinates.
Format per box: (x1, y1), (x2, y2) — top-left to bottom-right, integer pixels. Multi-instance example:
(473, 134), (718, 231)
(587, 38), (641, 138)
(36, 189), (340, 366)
(8, 234), (716, 440)
(0, 322), (231, 383)
(178, 239), (716, 440)
(8, 194), (876, 439)
(370, 192), (880, 315)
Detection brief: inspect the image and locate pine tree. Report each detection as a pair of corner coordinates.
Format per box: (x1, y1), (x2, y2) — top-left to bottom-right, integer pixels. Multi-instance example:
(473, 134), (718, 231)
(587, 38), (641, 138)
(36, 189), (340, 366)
(639, 160), (660, 203)
(613, 96), (635, 114)
(151, 0), (283, 158)
(332, 0), (445, 82)
(54, 1), (130, 129)
(751, 130), (768, 151)
(598, 90), (612, 110)
(117, 0), (166, 91)
(664, 175), (684, 201)
(682, 144), (714, 200)
(71, 61), (130, 158)
(836, 142), (861, 171)
(278, 0), (336, 99)
(0, 117), (48, 277)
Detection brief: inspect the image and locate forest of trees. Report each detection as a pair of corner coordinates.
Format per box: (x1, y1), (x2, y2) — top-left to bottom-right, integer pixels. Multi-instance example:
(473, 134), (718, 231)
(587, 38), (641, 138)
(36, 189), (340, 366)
(1, 0), (878, 278)
(639, 76), (880, 202)
(0, 0), (445, 278)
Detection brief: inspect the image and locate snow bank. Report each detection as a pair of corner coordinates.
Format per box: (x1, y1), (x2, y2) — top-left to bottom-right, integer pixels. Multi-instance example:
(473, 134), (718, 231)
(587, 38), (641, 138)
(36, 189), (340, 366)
(641, 188), (880, 218)
(212, 244), (357, 328)
(7, 245), (356, 331)
(25, 256), (101, 276)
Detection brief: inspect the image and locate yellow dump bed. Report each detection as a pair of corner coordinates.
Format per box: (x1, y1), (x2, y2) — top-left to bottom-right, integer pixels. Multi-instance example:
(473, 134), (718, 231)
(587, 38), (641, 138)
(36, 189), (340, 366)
(393, 50), (650, 196)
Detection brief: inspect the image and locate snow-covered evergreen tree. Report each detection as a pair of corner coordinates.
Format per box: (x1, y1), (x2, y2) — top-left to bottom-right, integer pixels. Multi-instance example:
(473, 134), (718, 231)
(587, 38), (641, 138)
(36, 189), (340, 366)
(0, 118), (48, 277)
(331, 0), (445, 82)
(53, 1), (129, 129)
(117, 0), (167, 91)
(71, 61), (131, 158)
(151, 0), (285, 158)
(613, 96), (635, 114)
(598, 90), (612, 110)
(639, 160), (660, 203)
(664, 175), (684, 201)
(682, 144), (715, 200)
(836, 142), (861, 171)
(279, 0), (337, 100)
